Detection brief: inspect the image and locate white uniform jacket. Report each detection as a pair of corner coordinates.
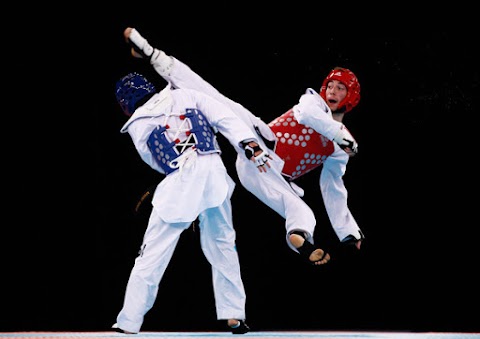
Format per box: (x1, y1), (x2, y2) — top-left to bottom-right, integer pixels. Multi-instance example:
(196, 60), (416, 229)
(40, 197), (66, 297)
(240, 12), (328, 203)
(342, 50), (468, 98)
(120, 84), (258, 223)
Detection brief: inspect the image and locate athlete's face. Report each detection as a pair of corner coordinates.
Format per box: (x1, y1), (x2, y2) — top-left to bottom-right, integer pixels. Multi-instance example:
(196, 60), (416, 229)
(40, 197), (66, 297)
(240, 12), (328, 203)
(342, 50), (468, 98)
(324, 80), (347, 112)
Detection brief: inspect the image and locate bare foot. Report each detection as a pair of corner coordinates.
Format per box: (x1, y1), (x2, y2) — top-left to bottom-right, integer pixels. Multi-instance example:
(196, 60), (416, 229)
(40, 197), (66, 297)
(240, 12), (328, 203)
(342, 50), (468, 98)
(123, 27), (144, 58)
(123, 27), (132, 40)
(309, 249), (330, 265)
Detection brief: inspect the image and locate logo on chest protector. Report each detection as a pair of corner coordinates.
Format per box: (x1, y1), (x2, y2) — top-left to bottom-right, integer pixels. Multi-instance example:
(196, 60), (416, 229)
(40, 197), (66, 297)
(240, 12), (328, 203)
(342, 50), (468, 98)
(147, 108), (219, 174)
(268, 109), (334, 180)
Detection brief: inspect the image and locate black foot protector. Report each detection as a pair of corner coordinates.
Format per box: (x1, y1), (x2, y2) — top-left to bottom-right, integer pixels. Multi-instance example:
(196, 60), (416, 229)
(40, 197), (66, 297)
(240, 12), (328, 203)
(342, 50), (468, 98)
(229, 320), (250, 334)
(294, 235), (329, 265)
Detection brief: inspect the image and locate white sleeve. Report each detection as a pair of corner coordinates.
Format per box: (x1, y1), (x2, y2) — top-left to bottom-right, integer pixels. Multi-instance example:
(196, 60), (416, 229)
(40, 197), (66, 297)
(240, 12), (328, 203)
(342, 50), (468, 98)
(185, 89), (259, 154)
(319, 149), (360, 241)
(292, 89), (344, 141)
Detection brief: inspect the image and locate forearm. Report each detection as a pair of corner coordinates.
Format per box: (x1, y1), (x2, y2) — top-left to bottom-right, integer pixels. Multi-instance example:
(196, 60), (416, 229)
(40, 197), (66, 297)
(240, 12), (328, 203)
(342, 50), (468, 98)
(293, 91), (358, 154)
(292, 90), (343, 140)
(319, 165), (358, 240)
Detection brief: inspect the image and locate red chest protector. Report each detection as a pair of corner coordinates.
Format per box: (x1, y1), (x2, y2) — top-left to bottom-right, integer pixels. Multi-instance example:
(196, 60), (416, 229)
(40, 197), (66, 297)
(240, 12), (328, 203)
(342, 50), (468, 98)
(268, 109), (334, 180)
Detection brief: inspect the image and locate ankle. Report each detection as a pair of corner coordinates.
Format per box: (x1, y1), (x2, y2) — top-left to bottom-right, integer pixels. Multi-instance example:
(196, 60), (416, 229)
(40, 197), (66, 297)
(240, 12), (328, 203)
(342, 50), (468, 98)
(289, 233), (305, 248)
(228, 319), (240, 328)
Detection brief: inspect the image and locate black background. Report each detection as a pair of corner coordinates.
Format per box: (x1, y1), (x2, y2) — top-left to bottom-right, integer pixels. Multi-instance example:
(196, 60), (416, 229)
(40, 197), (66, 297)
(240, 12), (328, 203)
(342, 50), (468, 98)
(5, 9), (479, 334)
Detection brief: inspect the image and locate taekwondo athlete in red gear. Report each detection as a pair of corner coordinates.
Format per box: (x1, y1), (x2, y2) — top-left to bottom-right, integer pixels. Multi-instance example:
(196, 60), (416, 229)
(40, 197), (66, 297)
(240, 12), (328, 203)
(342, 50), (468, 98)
(271, 67), (363, 247)
(112, 70), (271, 334)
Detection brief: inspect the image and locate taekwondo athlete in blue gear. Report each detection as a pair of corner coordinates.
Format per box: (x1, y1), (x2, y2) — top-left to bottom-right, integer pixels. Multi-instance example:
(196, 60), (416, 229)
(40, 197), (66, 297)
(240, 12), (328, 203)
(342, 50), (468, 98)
(112, 71), (270, 334)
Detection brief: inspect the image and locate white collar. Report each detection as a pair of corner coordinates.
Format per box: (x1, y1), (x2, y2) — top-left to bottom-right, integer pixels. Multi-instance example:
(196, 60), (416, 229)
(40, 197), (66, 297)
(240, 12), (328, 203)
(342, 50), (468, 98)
(120, 83), (173, 133)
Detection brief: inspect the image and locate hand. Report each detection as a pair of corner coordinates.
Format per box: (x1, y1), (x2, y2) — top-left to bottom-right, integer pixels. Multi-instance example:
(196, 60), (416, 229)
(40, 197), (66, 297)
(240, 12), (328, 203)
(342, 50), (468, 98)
(253, 150), (272, 173)
(243, 141), (271, 173)
(333, 125), (358, 155)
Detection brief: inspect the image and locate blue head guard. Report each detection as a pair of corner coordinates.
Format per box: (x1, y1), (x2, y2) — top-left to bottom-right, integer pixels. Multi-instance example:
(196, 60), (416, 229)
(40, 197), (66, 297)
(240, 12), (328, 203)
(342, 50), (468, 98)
(115, 72), (156, 116)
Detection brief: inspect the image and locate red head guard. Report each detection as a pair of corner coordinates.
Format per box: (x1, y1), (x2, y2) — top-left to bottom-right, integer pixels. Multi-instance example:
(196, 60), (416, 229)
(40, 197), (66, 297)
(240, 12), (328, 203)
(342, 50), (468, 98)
(319, 67), (360, 113)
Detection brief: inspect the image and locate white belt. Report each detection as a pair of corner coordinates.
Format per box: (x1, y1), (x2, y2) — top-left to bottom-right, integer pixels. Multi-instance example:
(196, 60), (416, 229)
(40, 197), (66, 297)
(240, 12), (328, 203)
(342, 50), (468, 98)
(169, 147), (197, 176)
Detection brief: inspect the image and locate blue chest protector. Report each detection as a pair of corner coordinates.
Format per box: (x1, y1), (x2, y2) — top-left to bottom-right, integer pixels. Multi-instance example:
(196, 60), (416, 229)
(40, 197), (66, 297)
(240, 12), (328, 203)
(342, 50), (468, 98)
(147, 108), (219, 175)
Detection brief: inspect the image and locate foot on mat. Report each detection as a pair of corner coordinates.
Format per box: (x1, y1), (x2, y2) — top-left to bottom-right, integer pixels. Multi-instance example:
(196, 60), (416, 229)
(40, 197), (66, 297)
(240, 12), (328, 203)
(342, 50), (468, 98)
(112, 323), (137, 334)
(228, 319), (250, 334)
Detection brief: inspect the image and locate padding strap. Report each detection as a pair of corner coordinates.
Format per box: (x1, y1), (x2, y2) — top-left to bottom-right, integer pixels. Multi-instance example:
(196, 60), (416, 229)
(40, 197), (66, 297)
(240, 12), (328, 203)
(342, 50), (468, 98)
(296, 239), (317, 259)
(243, 142), (261, 159)
(291, 231), (328, 263)
(127, 28), (155, 60)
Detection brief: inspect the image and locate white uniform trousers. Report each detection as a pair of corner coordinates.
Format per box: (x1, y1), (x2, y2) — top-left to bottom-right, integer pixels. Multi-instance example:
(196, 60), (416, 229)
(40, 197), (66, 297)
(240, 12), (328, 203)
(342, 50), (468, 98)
(116, 199), (246, 333)
(236, 157), (317, 252)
